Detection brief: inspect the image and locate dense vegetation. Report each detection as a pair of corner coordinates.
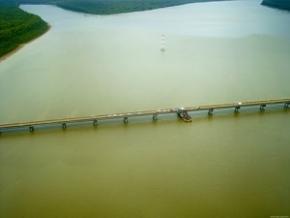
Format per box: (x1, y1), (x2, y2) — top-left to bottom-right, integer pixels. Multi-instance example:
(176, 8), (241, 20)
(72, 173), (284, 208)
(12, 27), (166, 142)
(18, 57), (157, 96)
(0, 2), (49, 58)
(262, 0), (290, 10)
(56, 0), (228, 15)
(2, 0), (231, 15)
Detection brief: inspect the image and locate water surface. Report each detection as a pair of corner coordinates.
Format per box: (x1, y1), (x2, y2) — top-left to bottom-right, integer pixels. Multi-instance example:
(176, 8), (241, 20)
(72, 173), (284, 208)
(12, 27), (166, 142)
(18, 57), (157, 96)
(0, 1), (290, 217)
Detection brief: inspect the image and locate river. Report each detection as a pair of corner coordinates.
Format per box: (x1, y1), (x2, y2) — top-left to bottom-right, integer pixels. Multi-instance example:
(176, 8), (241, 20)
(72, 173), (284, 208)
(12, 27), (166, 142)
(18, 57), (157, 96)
(0, 0), (290, 217)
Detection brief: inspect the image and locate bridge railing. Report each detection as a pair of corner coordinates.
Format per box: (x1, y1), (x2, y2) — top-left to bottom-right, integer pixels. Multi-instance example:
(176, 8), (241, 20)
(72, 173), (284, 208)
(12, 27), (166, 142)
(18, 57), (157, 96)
(0, 98), (289, 134)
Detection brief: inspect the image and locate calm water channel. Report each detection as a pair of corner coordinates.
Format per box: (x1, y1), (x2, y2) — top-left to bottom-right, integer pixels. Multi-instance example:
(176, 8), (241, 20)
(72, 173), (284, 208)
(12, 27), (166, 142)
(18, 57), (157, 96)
(0, 0), (290, 217)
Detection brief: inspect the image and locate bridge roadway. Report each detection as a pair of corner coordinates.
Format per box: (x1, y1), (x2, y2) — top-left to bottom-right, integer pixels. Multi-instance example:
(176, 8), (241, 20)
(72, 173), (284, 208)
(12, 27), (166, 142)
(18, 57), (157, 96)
(0, 98), (289, 133)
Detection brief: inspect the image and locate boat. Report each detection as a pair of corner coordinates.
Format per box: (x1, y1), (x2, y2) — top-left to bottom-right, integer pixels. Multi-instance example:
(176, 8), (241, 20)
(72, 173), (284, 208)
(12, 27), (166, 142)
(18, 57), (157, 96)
(177, 108), (192, 122)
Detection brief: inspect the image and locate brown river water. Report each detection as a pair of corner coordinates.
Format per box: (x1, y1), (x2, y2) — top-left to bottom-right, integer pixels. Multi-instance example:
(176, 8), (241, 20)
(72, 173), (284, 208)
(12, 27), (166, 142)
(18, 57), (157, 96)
(0, 0), (290, 217)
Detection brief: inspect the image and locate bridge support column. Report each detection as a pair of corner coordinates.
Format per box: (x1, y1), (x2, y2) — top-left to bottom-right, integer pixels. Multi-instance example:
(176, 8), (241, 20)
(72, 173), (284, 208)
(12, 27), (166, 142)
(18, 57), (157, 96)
(234, 106), (240, 113)
(123, 117), (129, 124)
(93, 120), (98, 126)
(284, 103), (289, 110)
(260, 104), (266, 112)
(153, 113), (158, 121)
(62, 123), (67, 130)
(208, 108), (214, 116)
(29, 126), (34, 133)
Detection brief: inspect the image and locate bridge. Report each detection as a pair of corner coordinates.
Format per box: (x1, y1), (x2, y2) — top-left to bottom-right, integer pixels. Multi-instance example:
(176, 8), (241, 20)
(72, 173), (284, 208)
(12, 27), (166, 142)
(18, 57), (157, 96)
(0, 98), (289, 134)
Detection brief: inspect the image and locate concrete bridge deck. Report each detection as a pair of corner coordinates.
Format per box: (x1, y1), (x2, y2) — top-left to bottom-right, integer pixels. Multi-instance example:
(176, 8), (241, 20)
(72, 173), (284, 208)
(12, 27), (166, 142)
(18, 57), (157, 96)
(0, 98), (289, 134)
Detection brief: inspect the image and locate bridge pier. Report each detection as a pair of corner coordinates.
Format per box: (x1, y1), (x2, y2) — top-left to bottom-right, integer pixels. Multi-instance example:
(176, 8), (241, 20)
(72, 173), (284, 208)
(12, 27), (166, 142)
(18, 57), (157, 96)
(29, 126), (34, 133)
(93, 119), (98, 126)
(153, 113), (158, 121)
(284, 103), (289, 110)
(62, 123), (67, 130)
(234, 106), (240, 113)
(260, 104), (266, 112)
(208, 108), (214, 116)
(123, 117), (129, 124)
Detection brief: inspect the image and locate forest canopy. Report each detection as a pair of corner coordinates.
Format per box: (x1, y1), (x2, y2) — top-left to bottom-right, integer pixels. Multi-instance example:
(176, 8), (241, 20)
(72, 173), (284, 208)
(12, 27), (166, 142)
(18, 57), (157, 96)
(0, 4), (49, 58)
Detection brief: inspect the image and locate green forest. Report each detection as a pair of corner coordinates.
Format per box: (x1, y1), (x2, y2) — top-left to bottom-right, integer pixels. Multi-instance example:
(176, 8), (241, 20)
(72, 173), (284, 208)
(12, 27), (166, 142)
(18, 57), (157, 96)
(0, 2), (48, 58)
(55, 0), (227, 15)
(1, 0), (289, 15)
(2, 0), (229, 14)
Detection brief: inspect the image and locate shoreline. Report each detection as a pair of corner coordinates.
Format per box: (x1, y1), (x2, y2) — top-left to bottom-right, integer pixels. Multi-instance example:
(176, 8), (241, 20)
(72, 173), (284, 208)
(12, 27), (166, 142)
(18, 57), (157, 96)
(0, 25), (51, 63)
(56, 0), (233, 15)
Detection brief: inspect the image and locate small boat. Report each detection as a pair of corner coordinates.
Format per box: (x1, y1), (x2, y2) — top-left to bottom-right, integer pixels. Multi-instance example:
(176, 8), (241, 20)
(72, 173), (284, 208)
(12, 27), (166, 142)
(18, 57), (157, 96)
(177, 108), (192, 122)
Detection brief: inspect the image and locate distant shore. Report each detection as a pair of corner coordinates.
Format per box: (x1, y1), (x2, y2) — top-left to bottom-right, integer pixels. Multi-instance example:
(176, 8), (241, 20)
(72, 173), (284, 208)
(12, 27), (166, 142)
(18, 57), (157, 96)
(0, 0), (232, 62)
(56, 0), (232, 15)
(262, 0), (290, 11)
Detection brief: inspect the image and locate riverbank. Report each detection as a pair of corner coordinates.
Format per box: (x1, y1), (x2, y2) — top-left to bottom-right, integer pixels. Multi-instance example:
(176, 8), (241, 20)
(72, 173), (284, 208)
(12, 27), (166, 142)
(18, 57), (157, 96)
(0, 4), (49, 59)
(0, 25), (50, 63)
(4, 0), (235, 15)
